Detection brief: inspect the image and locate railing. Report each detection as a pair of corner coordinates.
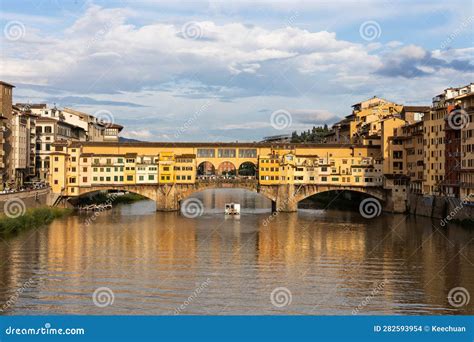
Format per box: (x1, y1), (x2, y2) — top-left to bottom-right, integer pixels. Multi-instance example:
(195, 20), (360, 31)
(196, 177), (257, 184)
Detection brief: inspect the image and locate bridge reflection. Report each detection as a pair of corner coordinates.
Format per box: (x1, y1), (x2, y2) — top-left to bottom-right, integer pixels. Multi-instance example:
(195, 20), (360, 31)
(1, 199), (472, 314)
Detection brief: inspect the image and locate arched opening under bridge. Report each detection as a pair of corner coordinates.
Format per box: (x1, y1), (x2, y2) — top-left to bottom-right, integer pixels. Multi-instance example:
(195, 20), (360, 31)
(217, 161), (236, 176)
(197, 161), (216, 177)
(238, 162), (257, 177)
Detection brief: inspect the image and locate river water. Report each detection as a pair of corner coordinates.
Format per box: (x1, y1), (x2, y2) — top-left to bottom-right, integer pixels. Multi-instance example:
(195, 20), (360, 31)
(0, 189), (473, 315)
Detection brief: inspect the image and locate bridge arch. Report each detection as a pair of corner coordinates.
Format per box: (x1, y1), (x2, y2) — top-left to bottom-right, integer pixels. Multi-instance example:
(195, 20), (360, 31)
(68, 186), (157, 207)
(197, 161), (216, 176)
(292, 184), (385, 204)
(238, 161), (257, 177)
(217, 161), (237, 176)
(177, 181), (277, 204)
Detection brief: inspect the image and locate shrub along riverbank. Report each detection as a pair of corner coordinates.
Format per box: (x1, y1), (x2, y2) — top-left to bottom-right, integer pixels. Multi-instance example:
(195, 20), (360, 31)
(0, 207), (73, 236)
(75, 192), (148, 206)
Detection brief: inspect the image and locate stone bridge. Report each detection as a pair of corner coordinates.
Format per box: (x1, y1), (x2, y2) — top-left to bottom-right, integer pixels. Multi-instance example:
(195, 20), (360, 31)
(71, 180), (393, 212)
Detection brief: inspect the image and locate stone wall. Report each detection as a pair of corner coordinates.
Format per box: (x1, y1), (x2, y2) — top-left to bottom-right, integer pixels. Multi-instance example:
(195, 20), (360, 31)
(408, 193), (474, 222)
(0, 188), (51, 213)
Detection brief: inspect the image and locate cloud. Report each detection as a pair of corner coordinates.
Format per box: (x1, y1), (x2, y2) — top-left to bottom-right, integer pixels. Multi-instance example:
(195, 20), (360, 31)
(122, 129), (154, 140)
(45, 96), (147, 107)
(1, 5), (379, 98)
(376, 44), (474, 78)
(1, 3), (472, 142)
(289, 109), (338, 124)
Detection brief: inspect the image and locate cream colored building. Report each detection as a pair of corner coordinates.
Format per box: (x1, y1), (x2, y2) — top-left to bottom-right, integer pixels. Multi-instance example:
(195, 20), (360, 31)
(458, 84), (474, 201)
(10, 108), (37, 186)
(21, 104), (124, 182)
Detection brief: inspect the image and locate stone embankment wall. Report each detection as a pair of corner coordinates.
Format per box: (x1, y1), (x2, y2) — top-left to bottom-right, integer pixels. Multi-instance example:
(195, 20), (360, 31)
(0, 188), (51, 212)
(408, 193), (474, 223)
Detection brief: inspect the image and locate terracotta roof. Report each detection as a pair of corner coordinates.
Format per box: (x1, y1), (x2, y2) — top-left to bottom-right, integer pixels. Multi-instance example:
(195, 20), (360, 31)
(70, 141), (374, 149)
(36, 117), (58, 123)
(403, 106), (430, 112)
(15, 103), (47, 109)
(0, 80), (15, 88)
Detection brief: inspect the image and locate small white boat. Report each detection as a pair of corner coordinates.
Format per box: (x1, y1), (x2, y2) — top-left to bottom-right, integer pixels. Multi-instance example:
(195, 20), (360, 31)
(225, 203), (240, 215)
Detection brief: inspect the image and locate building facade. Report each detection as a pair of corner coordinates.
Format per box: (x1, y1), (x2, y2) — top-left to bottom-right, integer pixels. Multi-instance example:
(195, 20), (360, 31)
(0, 81), (14, 189)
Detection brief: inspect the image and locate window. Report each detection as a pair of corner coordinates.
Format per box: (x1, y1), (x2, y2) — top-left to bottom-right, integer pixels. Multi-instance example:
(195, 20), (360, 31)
(82, 177), (87, 182)
(114, 176), (118, 182)
(218, 148), (236, 158)
(127, 175), (133, 181)
(187, 175), (191, 180)
(239, 149), (257, 158)
(45, 144), (51, 151)
(106, 168), (111, 172)
(83, 158), (88, 163)
(93, 177), (98, 181)
(54, 168), (58, 172)
(107, 158), (112, 164)
(321, 176), (327, 182)
(163, 167), (169, 171)
(117, 158), (123, 163)
(139, 176), (144, 181)
(100, 177), (104, 181)
(106, 177), (111, 182)
(197, 148), (215, 158)
(148, 175), (154, 180)
(54, 157), (59, 162)
(93, 158), (99, 164)
(176, 175), (181, 180)
(54, 180), (58, 185)
(45, 126), (52, 133)
(83, 167), (87, 172)
(120, 176), (123, 181)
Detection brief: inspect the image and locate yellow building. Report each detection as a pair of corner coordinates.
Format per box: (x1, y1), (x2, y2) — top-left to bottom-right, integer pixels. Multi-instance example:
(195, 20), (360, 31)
(50, 142), (387, 197)
(257, 147), (383, 187)
(258, 153), (281, 184)
(158, 152), (175, 184)
(124, 153), (137, 184)
(175, 154), (196, 184)
(387, 121), (424, 194)
(50, 141), (70, 194)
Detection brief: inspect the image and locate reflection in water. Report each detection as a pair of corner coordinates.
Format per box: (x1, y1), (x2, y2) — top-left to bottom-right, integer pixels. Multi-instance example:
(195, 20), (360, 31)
(0, 189), (473, 315)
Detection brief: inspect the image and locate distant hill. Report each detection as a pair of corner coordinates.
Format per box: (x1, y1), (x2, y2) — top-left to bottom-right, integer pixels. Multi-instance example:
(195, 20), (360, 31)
(119, 137), (142, 143)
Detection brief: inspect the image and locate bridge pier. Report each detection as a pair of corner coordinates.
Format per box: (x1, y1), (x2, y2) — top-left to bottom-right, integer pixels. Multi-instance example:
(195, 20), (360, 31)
(273, 184), (298, 212)
(155, 185), (180, 211)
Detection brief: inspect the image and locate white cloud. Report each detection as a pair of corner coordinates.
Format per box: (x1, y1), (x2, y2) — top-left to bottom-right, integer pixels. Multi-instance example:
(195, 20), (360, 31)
(1, 3), (472, 142)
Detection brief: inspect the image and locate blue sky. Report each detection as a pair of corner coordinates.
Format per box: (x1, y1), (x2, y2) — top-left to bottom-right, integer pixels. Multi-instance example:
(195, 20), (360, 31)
(1, 0), (473, 141)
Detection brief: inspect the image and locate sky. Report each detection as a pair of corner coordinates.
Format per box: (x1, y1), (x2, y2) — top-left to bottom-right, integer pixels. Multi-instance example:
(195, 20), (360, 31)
(0, 0), (473, 142)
